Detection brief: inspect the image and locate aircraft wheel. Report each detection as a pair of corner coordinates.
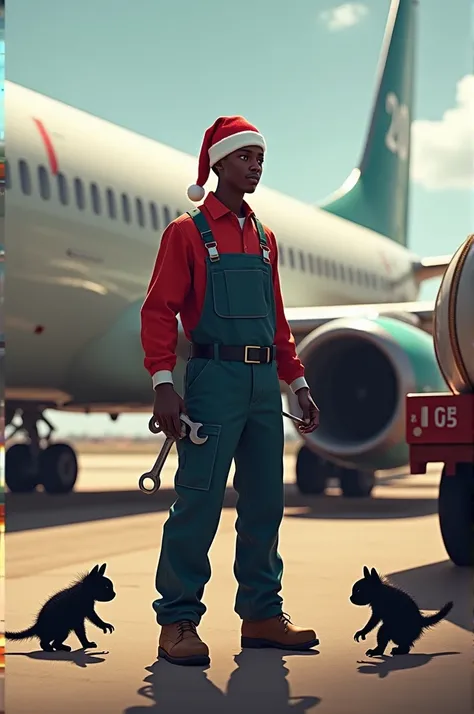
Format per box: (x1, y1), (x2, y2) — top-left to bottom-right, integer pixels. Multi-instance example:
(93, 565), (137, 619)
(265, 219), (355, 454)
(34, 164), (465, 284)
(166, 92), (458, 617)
(438, 463), (473, 567)
(295, 445), (330, 495)
(338, 468), (375, 498)
(39, 443), (78, 495)
(5, 443), (39, 493)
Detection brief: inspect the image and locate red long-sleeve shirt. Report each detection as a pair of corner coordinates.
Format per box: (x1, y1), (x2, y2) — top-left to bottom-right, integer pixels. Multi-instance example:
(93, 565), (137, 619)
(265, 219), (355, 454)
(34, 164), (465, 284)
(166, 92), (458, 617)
(140, 192), (306, 387)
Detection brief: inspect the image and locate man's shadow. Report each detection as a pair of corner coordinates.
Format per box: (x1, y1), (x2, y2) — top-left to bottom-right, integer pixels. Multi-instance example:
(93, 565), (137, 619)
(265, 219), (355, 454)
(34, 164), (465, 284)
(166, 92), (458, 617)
(6, 648), (109, 669)
(124, 649), (322, 714)
(357, 651), (460, 679)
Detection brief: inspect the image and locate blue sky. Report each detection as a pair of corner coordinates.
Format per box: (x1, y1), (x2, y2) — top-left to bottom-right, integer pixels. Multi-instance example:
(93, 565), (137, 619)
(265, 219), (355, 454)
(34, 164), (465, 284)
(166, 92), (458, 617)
(7, 0), (473, 436)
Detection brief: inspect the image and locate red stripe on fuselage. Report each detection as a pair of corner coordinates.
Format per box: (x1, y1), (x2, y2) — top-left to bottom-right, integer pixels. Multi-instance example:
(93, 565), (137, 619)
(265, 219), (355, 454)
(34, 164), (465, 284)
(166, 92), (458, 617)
(33, 118), (59, 175)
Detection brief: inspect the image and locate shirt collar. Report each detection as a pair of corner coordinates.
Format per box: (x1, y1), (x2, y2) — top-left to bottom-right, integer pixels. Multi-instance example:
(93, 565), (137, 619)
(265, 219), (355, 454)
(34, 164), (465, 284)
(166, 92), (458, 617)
(203, 191), (255, 220)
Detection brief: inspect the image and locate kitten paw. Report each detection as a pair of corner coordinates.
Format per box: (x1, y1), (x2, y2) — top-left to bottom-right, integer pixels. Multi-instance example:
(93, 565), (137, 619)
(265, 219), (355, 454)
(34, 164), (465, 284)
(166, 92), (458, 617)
(84, 641), (97, 649)
(354, 630), (366, 642)
(102, 623), (115, 634)
(54, 644), (71, 652)
(365, 648), (383, 657)
(391, 646), (409, 656)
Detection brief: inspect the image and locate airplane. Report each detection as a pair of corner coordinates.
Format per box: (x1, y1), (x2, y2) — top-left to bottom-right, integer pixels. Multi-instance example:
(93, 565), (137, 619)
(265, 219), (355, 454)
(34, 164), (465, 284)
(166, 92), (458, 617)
(5, 0), (452, 497)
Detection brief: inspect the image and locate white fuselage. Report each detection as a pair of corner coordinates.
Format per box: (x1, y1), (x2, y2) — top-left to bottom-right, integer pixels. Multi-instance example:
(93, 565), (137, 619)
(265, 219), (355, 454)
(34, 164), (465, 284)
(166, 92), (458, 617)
(6, 80), (419, 405)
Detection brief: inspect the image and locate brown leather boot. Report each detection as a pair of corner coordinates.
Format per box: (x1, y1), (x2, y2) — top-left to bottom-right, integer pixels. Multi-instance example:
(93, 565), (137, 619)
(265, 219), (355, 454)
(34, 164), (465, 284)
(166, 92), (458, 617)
(158, 620), (210, 666)
(241, 613), (319, 651)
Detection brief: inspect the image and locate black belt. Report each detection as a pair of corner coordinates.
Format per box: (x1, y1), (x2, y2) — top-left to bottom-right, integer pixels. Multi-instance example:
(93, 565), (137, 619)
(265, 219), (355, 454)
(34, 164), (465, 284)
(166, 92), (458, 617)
(190, 343), (276, 364)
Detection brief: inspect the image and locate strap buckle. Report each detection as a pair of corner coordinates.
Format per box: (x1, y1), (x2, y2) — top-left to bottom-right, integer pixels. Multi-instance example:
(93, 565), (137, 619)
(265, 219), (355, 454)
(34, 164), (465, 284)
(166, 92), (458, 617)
(260, 243), (271, 264)
(244, 345), (270, 364)
(205, 241), (220, 262)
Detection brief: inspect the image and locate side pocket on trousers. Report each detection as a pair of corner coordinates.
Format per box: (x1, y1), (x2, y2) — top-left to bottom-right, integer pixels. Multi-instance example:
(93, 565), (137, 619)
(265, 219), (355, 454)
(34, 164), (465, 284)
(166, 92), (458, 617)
(175, 423), (222, 491)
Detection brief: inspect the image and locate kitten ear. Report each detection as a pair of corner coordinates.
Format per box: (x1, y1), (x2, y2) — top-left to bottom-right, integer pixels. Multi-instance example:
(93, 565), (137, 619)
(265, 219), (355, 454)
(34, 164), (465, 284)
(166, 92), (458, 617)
(98, 563), (107, 576)
(90, 565), (99, 576)
(370, 568), (380, 582)
(363, 566), (370, 579)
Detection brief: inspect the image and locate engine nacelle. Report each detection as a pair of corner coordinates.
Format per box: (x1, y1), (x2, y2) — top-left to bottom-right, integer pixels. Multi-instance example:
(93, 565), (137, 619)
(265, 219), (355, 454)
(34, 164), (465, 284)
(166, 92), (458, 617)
(288, 316), (448, 471)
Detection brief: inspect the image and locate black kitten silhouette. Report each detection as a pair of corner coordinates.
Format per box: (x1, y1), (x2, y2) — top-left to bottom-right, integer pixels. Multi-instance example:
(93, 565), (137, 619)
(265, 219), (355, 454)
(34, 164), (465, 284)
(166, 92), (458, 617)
(6, 563), (116, 652)
(350, 566), (453, 657)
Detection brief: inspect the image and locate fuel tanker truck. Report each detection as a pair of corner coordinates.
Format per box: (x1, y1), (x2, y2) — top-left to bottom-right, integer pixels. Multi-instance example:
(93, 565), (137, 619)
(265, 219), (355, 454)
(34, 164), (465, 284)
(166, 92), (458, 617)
(405, 233), (473, 567)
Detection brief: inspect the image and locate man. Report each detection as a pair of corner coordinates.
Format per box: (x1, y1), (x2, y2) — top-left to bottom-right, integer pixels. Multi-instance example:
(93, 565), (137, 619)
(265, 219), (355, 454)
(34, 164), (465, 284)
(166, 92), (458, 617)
(140, 115), (320, 667)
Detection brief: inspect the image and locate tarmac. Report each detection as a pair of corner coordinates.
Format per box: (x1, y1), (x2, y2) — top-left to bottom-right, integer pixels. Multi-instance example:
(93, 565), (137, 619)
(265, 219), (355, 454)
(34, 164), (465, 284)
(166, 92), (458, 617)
(5, 449), (471, 714)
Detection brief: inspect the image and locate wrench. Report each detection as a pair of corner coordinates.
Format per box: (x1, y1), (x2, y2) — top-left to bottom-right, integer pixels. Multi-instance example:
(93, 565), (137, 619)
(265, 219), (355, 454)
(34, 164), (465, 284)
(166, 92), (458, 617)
(138, 435), (174, 495)
(140, 415), (208, 494)
(282, 410), (306, 426)
(148, 413), (208, 445)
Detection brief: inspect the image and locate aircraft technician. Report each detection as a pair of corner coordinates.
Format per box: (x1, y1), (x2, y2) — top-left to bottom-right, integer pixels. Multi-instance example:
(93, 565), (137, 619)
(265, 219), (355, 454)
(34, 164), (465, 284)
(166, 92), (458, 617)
(140, 115), (320, 667)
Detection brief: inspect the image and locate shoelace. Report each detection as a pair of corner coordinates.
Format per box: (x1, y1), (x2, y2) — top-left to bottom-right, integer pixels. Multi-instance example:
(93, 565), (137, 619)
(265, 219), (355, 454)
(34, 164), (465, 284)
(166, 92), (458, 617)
(177, 620), (197, 641)
(278, 612), (293, 631)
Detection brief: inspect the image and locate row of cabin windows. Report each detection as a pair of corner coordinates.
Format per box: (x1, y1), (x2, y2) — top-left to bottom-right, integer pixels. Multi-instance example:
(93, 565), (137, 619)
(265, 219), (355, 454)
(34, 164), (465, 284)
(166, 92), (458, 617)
(278, 244), (390, 291)
(8, 158), (389, 291)
(9, 159), (183, 231)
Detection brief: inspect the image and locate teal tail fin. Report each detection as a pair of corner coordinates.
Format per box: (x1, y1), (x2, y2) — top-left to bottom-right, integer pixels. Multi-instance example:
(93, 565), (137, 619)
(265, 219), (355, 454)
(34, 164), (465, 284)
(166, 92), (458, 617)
(320, 0), (417, 247)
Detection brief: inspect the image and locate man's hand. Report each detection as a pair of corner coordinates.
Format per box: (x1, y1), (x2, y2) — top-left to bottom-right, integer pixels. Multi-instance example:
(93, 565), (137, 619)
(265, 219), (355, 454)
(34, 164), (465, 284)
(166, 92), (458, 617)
(153, 383), (187, 440)
(296, 388), (320, 433)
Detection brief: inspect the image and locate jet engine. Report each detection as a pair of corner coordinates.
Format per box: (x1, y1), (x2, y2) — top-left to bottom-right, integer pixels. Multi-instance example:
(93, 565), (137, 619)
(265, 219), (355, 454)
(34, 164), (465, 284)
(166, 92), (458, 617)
(287, 315), (448, 493)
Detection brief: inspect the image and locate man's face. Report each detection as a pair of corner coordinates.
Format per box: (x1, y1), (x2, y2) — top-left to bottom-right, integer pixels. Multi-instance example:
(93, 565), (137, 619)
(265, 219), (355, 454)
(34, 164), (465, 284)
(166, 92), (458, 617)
(216, 145), (264, 194)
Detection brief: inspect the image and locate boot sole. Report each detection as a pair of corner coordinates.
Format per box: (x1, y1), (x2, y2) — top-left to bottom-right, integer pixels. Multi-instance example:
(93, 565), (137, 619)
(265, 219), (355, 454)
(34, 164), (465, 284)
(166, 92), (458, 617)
(241, 636), (320, 651)
(158, 646), (210, 667)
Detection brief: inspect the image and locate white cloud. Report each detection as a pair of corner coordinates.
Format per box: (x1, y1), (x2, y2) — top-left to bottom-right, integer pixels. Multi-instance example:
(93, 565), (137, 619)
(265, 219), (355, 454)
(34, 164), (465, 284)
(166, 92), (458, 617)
(411, 74), (474, 191)
(319, 3), (368, 31)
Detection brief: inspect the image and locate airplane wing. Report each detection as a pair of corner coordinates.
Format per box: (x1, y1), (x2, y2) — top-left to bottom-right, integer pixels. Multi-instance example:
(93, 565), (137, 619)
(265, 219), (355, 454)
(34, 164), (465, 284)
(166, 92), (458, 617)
(412, 255), (451, 282)
(286, 300), (435, 338)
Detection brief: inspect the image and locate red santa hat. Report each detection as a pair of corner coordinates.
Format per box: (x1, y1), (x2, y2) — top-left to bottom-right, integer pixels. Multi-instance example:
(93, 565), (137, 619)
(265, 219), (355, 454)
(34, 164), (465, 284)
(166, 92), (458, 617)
(187, 116), (266, 202)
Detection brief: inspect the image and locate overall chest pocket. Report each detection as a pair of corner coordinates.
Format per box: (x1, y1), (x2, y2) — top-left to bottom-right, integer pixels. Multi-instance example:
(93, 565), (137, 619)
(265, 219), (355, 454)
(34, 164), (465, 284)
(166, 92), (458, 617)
(176, 423), (221, 491)
(212, 269), (270, 319)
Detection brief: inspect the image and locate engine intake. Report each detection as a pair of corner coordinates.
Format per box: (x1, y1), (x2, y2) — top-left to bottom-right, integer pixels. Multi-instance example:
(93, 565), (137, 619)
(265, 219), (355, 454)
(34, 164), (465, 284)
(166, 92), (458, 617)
(288, 316), (448, 471)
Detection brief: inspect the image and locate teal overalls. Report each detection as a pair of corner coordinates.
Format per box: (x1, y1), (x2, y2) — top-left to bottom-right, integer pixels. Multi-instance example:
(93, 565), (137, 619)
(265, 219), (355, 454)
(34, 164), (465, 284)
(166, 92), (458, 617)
(154, 208), (285, 625)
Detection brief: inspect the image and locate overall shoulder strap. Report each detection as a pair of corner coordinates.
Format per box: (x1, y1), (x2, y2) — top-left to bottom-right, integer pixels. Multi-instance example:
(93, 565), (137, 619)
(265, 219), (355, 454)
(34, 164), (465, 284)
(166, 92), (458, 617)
(187, 209), (219, 261)
(253, 216), (271, 264)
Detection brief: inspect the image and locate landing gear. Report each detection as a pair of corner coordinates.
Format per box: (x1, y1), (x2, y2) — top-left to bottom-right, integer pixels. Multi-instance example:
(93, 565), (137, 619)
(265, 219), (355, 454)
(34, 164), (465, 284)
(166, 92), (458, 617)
(295, 446), (331, 495)
(438, 463), (473, 567)
(6, 408), (78, 495)
(295, 445), (375, 497)
(338, 468), (376, 498)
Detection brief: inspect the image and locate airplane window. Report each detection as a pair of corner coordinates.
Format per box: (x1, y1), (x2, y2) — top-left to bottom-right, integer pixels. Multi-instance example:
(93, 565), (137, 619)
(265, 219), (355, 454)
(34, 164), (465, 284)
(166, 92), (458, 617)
(323, 259), (330, 277)
(136, 197), (145, 227)
(348, 266), (354, 283)
(340, 264), (346, 281)
(38, 165), (51, 200)
(308, 254), (314, 273)
(331, 261), (337, 279)
(288, 247), (295, 269)
(163, 205), (171, 226)
(356, 268), (363, 284)
(57, 172), (69, 205)
(176, 209), (182, 219)
(106, 188), (116, 218)
(74, 178), (85, 210)
(363, 271), (370, 287)
(90, 182), (102, 215)
(299, 251), (305, 271)
(370, 273), (377, 289)
(121, 193), (131, 223)
(316, 256), (322, 275)
(4, 161), (10, 190)
(19, 159), (32, 195)
(149, 201), (159, 230)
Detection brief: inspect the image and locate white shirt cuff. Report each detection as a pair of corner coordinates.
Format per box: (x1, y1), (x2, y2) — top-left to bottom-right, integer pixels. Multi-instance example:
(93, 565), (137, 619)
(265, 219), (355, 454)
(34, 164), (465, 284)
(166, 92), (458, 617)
(152, 370), (174, 390)
(290, 376), (309, 393)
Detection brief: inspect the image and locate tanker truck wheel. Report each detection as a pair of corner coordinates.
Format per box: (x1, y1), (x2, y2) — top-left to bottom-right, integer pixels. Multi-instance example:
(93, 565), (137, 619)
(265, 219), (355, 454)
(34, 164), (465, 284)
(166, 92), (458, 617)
(295, 446), (331, 495)
(438, 463), (473, 567)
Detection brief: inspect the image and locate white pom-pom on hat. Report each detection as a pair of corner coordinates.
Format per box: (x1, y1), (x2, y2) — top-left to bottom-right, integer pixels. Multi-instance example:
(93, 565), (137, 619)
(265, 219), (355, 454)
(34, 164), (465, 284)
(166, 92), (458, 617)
(187, 184), (206, 202)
